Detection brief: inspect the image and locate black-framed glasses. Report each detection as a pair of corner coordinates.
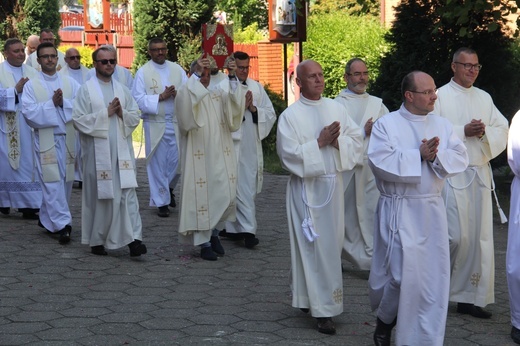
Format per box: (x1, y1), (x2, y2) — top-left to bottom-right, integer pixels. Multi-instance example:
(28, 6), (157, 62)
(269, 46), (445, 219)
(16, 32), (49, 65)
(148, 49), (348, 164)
(347, 71), (369, 77)
(409, 89), (437, 96)
(149, 48), (167, 53)
(453, 62), (482, 71)
(67, 55), (81, 60)
(95, 59), (117, 65)
(39, 54), (58, 60)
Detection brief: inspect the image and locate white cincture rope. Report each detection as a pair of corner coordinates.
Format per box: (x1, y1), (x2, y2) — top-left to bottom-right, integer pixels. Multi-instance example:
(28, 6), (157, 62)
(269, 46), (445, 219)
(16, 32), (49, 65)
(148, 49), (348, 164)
(300, 174), (336, 242)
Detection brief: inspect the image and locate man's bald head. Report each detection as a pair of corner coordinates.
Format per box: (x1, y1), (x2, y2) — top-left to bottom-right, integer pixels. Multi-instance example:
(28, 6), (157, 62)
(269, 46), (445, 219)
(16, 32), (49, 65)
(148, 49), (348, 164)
(26, 35), (40, 55)
(64, 47), (81, 69)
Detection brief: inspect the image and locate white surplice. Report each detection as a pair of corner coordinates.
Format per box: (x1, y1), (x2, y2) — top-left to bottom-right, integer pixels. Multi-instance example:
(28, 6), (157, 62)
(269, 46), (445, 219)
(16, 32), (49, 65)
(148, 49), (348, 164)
(175, 75), (246, 246)
(335, 89), (389, 270)
(225, 78), (276, 235)
(132, 60), (187, 207)
(368, 105), (469, 345)
(507, 110), (520, 330)
(21, 72), (80, 232)
(0, 61), (42, 209)
(435, 79), (508, 307)
(276, 95), (363, 317)
(73, 77), (142, 249)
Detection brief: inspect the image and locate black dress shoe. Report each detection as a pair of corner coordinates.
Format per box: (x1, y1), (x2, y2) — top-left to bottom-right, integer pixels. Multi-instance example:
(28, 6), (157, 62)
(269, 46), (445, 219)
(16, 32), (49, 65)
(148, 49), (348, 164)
(128, 240), (147, 257)
(300, 308), (309, 313)
(91, 245), (108, 256)
(0, 207), (10, 215)
(244, 234), (259, 248)
(219, 229), (245, 240)
(22, 212), (39, 220)
(210, 236), (225, 255)
(374, 317), (396, 346)
(316, 317), (336, 335)
(157, 205), (170, 217)
(58, 225), (72, 244)
(457, 303), (492, 319)
(200, 247), (217, 261)
(512, 326), (520, 344)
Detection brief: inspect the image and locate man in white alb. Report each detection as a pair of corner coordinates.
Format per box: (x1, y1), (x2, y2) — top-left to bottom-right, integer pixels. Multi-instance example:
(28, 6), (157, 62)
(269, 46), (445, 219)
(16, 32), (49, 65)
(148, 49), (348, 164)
(0, 38), (41, 219)
(87, 45), (134, 89)
(132, 37), (187, 217)
(434, 47), (509, 319)
(24, 35), (39, 64)
(368, 71), (468, 346)
(73, 46), (146, 257)
(221, 51), (276, 248)
(175, 56), (246, 261)
(276, 60), (363, 334)
(334, 57), (389, 270)
(21, 42), (80, 244)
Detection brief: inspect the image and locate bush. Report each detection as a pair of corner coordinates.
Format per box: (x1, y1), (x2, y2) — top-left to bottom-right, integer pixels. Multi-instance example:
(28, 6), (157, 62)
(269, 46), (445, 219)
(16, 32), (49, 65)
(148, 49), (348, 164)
(261, 85), (285, 156)
(57, 45), (94, 68)
(303, 12), (390, 98)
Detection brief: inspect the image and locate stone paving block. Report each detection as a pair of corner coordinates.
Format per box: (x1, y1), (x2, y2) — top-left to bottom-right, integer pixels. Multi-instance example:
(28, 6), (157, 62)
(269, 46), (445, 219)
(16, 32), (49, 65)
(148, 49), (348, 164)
(0, 322), (51, 334)
(98, 312), (152, 323)
(46, 317), (102, 329)
(140, 317), (194, 330)
(0, 334), (40, 345)
(35, 326), (93, 341)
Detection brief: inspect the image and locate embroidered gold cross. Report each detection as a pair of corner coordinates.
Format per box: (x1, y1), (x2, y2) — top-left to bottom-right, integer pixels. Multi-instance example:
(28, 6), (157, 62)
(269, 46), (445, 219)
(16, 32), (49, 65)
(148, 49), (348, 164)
(194, 150), (204, 160)
(229, 173), (236, 184)
(196, 178), (206, 188)
(224, 147), (231, 156)
(150, 79), (159, 94)
(332, 289), (343, 304)
(100, 171), (109, 179)
(122, 160), (130, 169)
(197, 206), (208, 216)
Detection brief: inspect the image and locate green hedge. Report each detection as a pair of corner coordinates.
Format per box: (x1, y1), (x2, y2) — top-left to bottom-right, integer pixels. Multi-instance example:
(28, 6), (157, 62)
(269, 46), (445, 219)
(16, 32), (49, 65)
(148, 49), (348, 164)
(303, 12), (390, 98)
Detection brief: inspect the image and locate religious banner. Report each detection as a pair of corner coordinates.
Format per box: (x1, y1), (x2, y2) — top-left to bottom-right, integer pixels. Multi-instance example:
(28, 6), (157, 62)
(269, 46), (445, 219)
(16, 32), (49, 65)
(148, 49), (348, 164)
(268, 0), (307, 43)
(84, 0), (111, 31)
(202, 24), (234, 69)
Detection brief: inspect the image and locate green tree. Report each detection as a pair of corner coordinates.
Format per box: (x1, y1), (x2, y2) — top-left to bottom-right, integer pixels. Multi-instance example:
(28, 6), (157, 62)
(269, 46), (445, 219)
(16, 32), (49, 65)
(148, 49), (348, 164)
(302, 11), (389, 98)
(132, 0), (216, 71)
(371, 0), (520, 119)
(215, 0), (268, 29)
(311, 0), (379, 17)
(17, 0), (61, 44)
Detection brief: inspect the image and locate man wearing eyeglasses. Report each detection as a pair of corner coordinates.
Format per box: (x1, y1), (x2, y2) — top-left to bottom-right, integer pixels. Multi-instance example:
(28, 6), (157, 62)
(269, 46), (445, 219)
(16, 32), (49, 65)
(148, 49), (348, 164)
(25, 29), (66, 72)
(72, 45), (146, 257)
(220, 51), (276, 249)
(60, 48), (90, 188)
(21, 42), (81, 245)
(132, 37), (188, 217)
(434, 47), (509, 319)
(334, 58), (389, 271)
(368, 71), (468, 345)
(0, 38), (41, 220)
(86, 45), (133, 90)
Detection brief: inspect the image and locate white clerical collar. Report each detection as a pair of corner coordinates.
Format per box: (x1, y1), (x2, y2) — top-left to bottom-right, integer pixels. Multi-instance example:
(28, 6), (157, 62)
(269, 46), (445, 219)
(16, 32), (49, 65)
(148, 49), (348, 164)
(299, 94), (323, 105)
(339, 88), (368, 99)
(449, 78), (473, 92)
(399, 104), (428, 122)
(151, 60), (167, 69)
(5, 61), (23, 73)
(41, 71), (58, 81)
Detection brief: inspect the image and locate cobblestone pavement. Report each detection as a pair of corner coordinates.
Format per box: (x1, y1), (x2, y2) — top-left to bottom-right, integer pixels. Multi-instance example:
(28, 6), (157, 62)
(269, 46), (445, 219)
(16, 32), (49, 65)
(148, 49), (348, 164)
(0, 154), (516, 345)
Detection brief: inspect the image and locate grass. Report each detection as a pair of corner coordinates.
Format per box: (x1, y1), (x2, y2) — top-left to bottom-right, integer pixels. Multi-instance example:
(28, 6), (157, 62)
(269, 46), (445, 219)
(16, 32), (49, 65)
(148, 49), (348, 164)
(263, 150), (288, 175)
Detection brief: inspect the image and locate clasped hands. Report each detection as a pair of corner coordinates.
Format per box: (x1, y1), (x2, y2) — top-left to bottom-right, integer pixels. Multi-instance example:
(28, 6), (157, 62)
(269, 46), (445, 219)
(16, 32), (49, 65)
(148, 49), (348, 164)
(464, 119), (485, 138)
(108, 97), (123, 119)
(420, 136), (439, 162)
(318, 121), (340, 150)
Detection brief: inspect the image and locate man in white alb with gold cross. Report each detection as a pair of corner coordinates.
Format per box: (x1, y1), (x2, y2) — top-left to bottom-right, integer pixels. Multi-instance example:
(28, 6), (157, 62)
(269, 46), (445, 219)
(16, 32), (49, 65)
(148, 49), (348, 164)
(175, 56), (246, 261)
(0, 38), (42, 219)
(132, 37), (187, 217)
(21, 42), (80, 244)
(73, 46), (146, 257)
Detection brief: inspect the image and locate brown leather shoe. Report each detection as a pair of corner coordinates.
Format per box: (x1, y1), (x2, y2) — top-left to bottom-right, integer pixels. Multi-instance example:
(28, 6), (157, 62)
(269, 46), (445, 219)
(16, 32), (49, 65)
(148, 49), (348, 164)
(374, 317), (396, 346)
(316, 317), (336, 335)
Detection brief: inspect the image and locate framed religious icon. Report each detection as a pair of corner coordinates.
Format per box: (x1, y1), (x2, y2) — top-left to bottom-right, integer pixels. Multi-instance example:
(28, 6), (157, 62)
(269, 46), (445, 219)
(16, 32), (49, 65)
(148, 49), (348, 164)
(268, 0), (307, 43)
(202, 24), (234, 69)
(83, 0), (111, 31)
